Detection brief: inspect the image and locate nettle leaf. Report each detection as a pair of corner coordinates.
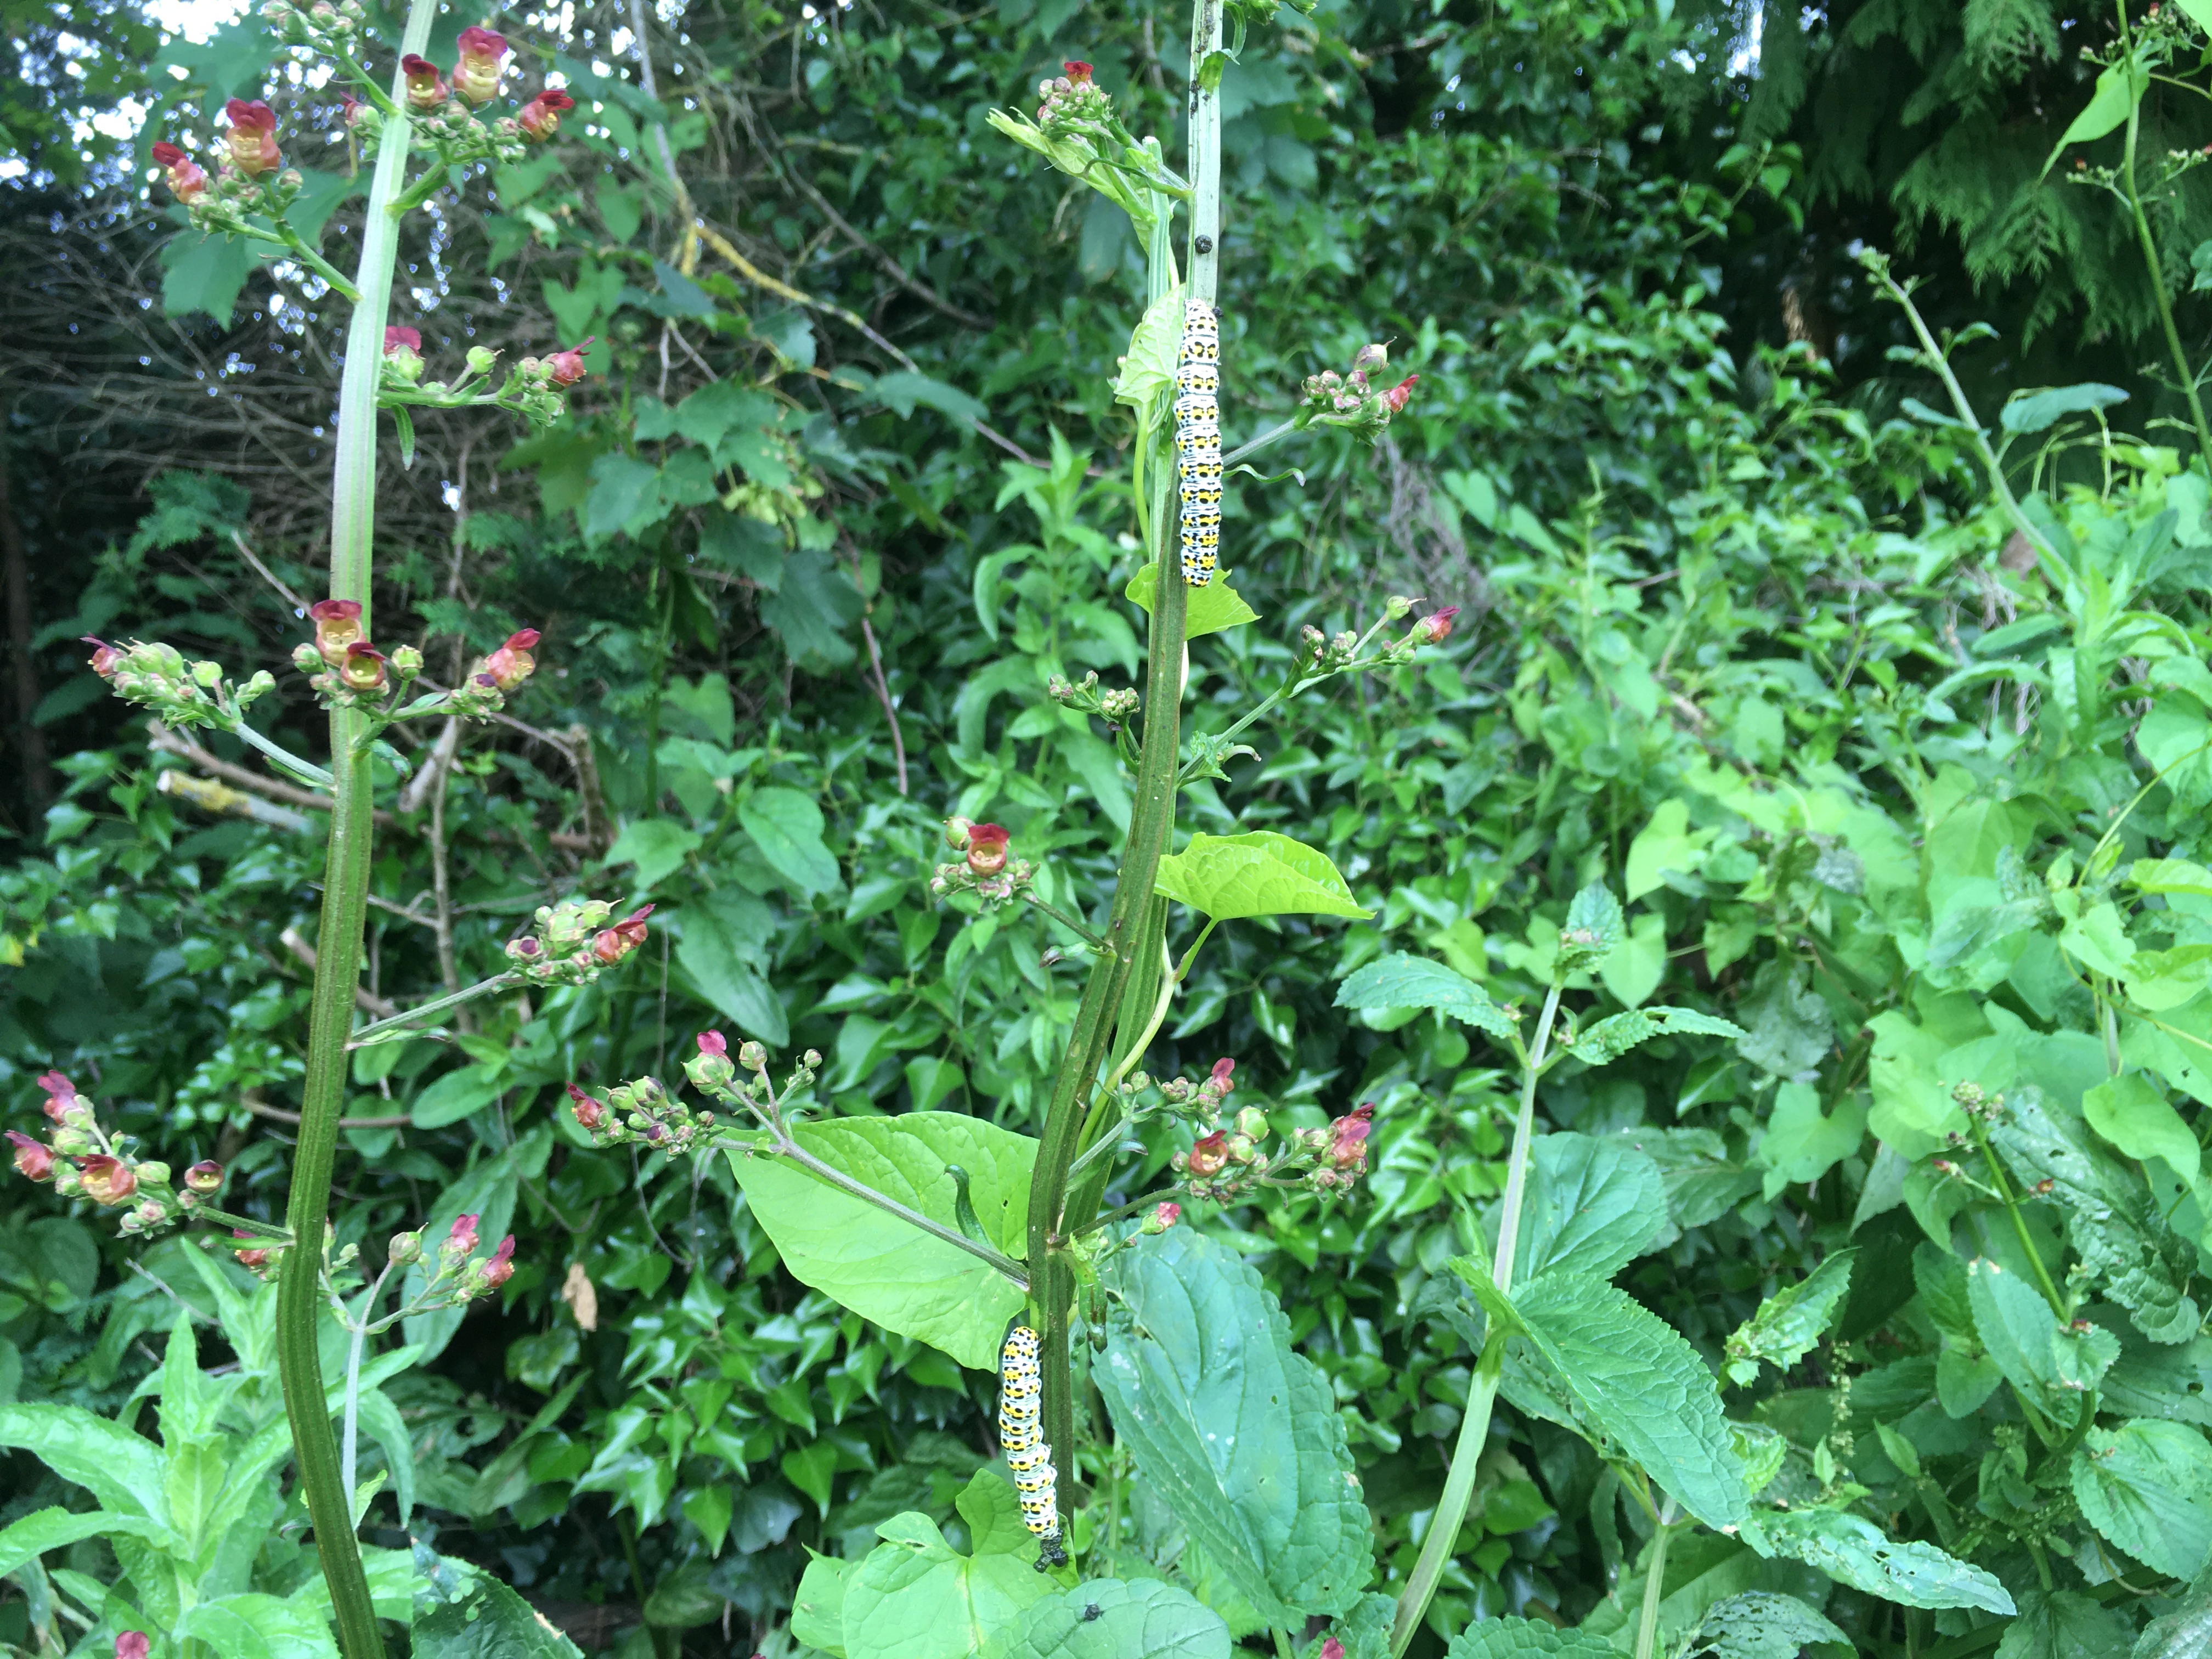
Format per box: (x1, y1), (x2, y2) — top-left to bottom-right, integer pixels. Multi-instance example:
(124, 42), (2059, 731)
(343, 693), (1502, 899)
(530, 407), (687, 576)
(1568, 1005), (1745, 1065)
(1113, 286), (1187, 409)
(1558, 883), (1625, 971)
(1096, 1228), (1375, 1626)
(1008, 1578), (1229, 1659)
(1334, 953), (1518, 1042)
(738, 787), (842, 897)
(1154, 832), (1371, 922)
(1692, 1590), (1850, 1658)
(1126, 562), (1261, 639)
(2134, 1568), (2212, 1659)
(2070, 1420), (2212, 1582)
(1739, 1510), (2013, 1613)
(1989, 1588), (2134, 1659)
(411, 1554), (586, 1659)
(1723, 1250), (1857, 1386)
(1509, 1133), (1668, 1282)
(1443, 1617), (1615, 1657)
(729, 1114), (1033, 1370)
(840, 1474), (1058, 1659)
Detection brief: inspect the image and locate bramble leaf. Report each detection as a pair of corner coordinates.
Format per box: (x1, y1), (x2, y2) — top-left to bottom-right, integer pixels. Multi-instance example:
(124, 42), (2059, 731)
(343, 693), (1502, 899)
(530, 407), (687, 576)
(1154, 831), (1371, 922)
(1739, 1509), (2013, 1613)
(1335, 953), (1517, 1042)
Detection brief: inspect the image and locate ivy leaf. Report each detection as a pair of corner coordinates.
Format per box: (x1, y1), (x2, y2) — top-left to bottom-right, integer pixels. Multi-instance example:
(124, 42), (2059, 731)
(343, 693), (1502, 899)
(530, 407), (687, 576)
(1126, 562), (1261, 639)
(1154, 832), (1371, 922)
(1509, 1133), (1668, 1282)
(1443, 1618), (1615, 1657)
(1691, 1591), (1850, 1658)
(729, 1114), (1033, 1370)
(1096, 1228), (1375, 1626)
(738, 787), (842, 898)
(2070, 1420), (2212, 1582)
(840, 1474), (1058, 1659)
(1738, 1509), (2013, 1613)
(1112, 287), (1187, 409)
(1558, 883), (1624, 972)
(1723, 1250), (1856, 1385)
(1335, 953), (1517, 1042)
(1007, 1578), (1229, 1659)
(1568, 1005), (1745, 1065)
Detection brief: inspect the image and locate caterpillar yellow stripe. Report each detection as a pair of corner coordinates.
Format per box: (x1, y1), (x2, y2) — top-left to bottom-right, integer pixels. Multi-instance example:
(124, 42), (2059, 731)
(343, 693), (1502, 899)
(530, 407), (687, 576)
(998, 1324), (1069, 1570)
(1174, 300), (1222, 589)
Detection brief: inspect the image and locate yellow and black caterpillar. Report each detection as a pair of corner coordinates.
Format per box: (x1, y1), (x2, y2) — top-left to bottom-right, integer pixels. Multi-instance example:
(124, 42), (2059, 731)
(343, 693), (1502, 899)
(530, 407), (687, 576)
(1173, 299), (1222, 588)
(998, 1325), (1069, 1570)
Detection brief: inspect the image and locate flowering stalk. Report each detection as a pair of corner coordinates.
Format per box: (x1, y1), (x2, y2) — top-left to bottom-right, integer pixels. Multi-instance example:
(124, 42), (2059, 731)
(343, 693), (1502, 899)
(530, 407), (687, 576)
(273, 3), (437, 1654)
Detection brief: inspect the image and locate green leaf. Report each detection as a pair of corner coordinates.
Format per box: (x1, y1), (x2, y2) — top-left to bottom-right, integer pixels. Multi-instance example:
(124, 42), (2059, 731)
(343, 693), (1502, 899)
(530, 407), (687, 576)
(1125, 563), (1261, 639)
(604, 817), (703, 891)
(2130, 857), (2212, 898)
(411, 1551), (586, 1658)
(1511, 1133), (1668, 1281)
(2071, 1420), (2212, 1581)
(840, 1474), (1058, 1659)
(0, 1403), (170, 1522)
(1113, 286), (1187, 408)
(761, 550), (864, 669)
(409, 1063), (503, 1130)
(730, 1113), (1032, 1369)
(2084, 1072), (2199, 1181)
(1756, 1082), (1866, 1197)
(2059, 902), (2137, 978)
(174, 1594), (341, 1659)
(1739, 1509), (2013, 1612)
(1568, 1006), (1746, 1066)
(1335, 952), (1517, 1042)
(1999, 383), (2129, 435)
(2040, 62), (2149, 179)
(1991, 1588), (2136, 1659)
(1598, 910), (1668, 1008)
(792, 1553), (859, 1657)
(1443, 1617), (1615, 1657)
(1736, 968), (1835, 1082)
(1723, 1250), (1856, 1386)
(1966, 1257), (2074, 1417)
(1007, 1578), (1229, 1659)
(1626, 798), (1705, 901)
(1692, 1590), (1851, 1657)
(2132, 1566), (2212, 1659)
(582, 453), (663, 540)
(1153, 831), (1372, 922)
(1496, 1270), (1748, 1530)
(738, 787), (842, 897)
(676, 926), (789, 1045)
(1558, 883), (1624, 971)
(871, 371), (988, 424)
(1096, 1228), (1375, 1626)
(0, 1507), (171, 1578)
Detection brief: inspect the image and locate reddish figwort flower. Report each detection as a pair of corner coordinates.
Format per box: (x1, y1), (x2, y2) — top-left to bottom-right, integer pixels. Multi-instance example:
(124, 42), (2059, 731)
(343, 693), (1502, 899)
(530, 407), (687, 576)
(83, 637), (123, 678)
(698, 1031), (728, 1057)
(7, 1132), (54, 1181)
(1382, 374), (1419, 414)
(234, 1228), (272, 1269)
(338, 642), (389, 692)
(184, 1159), (224, 1193)
(1328, 1103), (1375, 1170)
(481, 628), (540, 691)
(223, 99), (281, 176)
(445, 1212), (481, 1258)
(384, 325), (421, 358)
(400, 55), (448, 110)
(37, 1069), (78, 1119)
(1414, 606), (1459, 646)
(517, 87), (575, 143)
(1207, 1057), (1235, 1097)
(116, 1634), (151, 1659)
(480, 1234), (516, 1288)
(451, 25), (510, 105)
(77, 1155), (138, 1205)
(566, 1084), (608, 1131)
(546, 338), (594, 386)
(1141, 1200), (1181, 1234)
(1187, 1130), (1229, 1178)
(1063, 60), (1094, 81)
(966, 823), (1011, 876)
(151, 141), (208, 202)
(1320, 1641), (1345, 1659)
(309, 598), (364, 665)
(591, 904), (653, 964)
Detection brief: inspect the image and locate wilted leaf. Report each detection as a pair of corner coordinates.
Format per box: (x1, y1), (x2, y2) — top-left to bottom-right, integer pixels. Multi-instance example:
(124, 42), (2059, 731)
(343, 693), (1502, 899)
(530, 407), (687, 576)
(1724, 1250), (1856, 1385)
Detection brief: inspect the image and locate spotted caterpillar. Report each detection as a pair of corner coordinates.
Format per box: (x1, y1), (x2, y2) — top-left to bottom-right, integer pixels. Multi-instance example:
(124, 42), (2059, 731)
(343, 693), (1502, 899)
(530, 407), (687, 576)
(1173, 299), (1222, 588)
(998, 1325), (1069, 1570)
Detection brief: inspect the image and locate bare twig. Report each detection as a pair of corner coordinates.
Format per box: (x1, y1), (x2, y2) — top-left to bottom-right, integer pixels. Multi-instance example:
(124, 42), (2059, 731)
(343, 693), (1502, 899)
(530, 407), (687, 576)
(280, 925), (399, 1017)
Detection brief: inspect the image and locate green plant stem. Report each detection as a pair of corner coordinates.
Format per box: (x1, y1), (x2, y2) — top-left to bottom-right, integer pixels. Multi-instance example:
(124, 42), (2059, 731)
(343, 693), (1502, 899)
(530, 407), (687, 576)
(2119, 33), (2212, 462)
(1220, 419), (1294, 467)
(1391, 978), (1564, 1658)
(339, 1260), (397, 1504)
(1632, 1499), (1678, 1659)
(229, 720), (336, 788)
(1967, 1117), (2066, 1315)
(274, 8), (433, 1656)
(1021, 891), (1108, 949)
(345, 970), (521, 1047)
(193, 1207), (293, 1240)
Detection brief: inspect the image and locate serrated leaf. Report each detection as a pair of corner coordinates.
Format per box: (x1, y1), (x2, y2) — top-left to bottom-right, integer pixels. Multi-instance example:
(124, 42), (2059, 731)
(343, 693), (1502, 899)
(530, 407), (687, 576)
(1503, 1271), (1748, 1530)
(2132, 1566), (2212, 1659)
(1096, 1228), (1375, 1626)
(1569, 1005), (1746, 1064)
(730, 1114), (1032, 1369)
(0, 1403), (171, 1522)
(0, 1507), (172, 1578)
(2071, 1420), (2212, 1581)
(1992, 1588), (2136, 1659)
(1741, 1509), (2013, 1612)
(1154, 831), (1371, 922)
(1559, 883), (1624, 970)
(1723, 1250), (1857, 1386)
(1692, 1590), (1850, 1657)
(176, 1594), (342, 1659)
(1113, 287), (1187, 408)
(840, 1474), (1057, 1659)
(1335, 952), (1517, 1041)
(1510, 1133), (1668, 1282)
(1008, 1577), (1229, 1659)
(1125, 563), (1261, 639)
(1444, 1618), (1615, 1657)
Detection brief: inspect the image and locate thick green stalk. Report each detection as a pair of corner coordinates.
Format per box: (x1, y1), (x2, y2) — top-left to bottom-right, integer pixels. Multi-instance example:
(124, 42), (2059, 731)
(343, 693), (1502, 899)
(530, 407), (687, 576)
(275, 9), (433, 1657)
(1391, 980), (1564, 1657)
(1632, 1498), (1679, 1659)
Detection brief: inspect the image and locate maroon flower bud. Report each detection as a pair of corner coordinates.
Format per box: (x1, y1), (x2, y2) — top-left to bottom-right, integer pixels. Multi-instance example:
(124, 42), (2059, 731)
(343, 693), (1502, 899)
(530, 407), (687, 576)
(699, 1031), (728, 1057)
(444, 1212), (480, 1259)
(309, 598), (364, 665)
(566, 1084), (608, 1130)
(506, 935), (543, 962)
(1328, 1103), (1375, 1170)
(481, 628), (540, 691)
(37, 1069), (78, 1118)
(400, 54), (449, 110)
(77, 1154), (138, 1205)
(480, 1233), (516, 1288)
(1321, 1641), (1345, 1659)
(384, 325), (421, 359)
(340, 91), (365, 127)
(233, 1229), (272, 1269)
(966, 823), (1011, 876)
(452, 25), (510, 104)
(1382, 374), (1419, 415)
(1141, 1200), (1181, 1234)
(517, 87), (575, 142)
(8, 1131), (54, 1181)
(338, 642), (389, 692)
(1207, 1057), (1235, 1097)
(184, 1159), (224, 1193)
(1413, 606), (1459, 646)
(223, 99), (281, 176)
(151, 141), (209, 202)
(546, 338), (594, 386)
(83, 637), (124, 678)
(1064, 60), (1093, 81)
(117, 1634), (150, 1659)
(1188, 1130), (1229, 1178)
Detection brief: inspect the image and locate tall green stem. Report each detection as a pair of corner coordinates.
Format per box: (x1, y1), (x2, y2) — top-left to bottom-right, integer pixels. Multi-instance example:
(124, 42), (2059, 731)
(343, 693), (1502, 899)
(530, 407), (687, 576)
(1391, 980), (1564, 1657)
(1632, 1498), (1679, 1659)
(275, 9), (434, 1656)
(2118, 12), (2212, 462)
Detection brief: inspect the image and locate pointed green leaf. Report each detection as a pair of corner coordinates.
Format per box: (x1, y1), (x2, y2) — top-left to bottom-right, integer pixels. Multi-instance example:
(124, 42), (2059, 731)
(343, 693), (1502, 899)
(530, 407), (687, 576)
(1096, 1228), (1375, 1626)
(1335, 952), (1517, 1041)
(1569, 1006), (1746, 1065)
(0, 1403), (171, 1522)
(1126, 563), (1261, 639)
(1008, 1578), (1230, 1659)
(410, 1552), (586, 1659)
(1992, 1588), (2135, 1659)
(2084, 1073), (2199, 1181)
(792, 1553), (859, 1657)
(1154, 831), (1371, 922)
(1510, 1133), (1668, 1282)
(1113, 287), (1187, 408)
(0, 1508), (172, 1579)
(2072, 1420), (2212, 1581)
(1693, 1590), (1851, 1658)
(2129, 857), (2212, 898)
(1444, 1618), (1615, 1657)
(1559, 883), (1625, 971)
(2040, 62), (2149, 179)
(841, 1474), (1059, 1659)
(1740, 1509), (2013, 1612)
(174, 1594), (341, 1659)
(739, 787), (841, 897)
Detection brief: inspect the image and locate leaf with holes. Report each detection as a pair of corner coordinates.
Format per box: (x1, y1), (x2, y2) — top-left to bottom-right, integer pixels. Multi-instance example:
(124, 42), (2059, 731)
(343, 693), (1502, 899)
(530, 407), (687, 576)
(1335, 952), (1517, 1042)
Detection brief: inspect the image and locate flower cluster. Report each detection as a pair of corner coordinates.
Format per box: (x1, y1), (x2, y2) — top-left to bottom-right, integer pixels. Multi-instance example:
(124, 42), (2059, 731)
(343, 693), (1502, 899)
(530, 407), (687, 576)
(81, 636), (276, 733)
(1134, 1058), (1375, 1205)
(381, 324), (592, 432)
(287, 595), (426, 709)
(441, 625), (545, 717)
(379, 1211), (516, 1300)
(985, 60), (1177, 235)
(1296, 341), (1419, 443)
(1036, 61), (1111, 132)
(566, 1069), (718, 1153)
(504, 898), (654, 985)
(149, 100), (310, 237)
(1047, 670), (1140, 725)
(933, 818), (1035, 906)
(11, 1071), (228, 1237)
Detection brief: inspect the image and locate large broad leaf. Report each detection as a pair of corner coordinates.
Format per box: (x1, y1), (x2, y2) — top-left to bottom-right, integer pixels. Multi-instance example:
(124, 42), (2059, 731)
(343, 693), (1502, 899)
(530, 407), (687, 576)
(1096, 1228), (1374, 1625)
(840, 1473), (1058, 1659)
(2083, 1073), (2199, 1182)
(1007, 1578), (1229, 1659)
(1568, 1005), (1744, 1065)
(1991, 1588), (2135, 1659)
(1153, 832), (1371, 922)
(731, 1113), (1032, 1369)
(2133, 1568), (2212, 1659)
(1508, 1133), (1668, 1282)
(0, 1507), (171, 1578)
(675, 924), (789, 1045)
(1125, 563), (1260, 640)
(739, 787), (842, 897)
(1465, 1268), (1747, 1530)
(1335, 952), (1517, 1042)
(412, 1550), (586, 1658)
(2071, 1420), (2212, 1581)
(1740, 1509), (2013, 1613)
(1443, 1617), (1614, 1657)
(1692, 1590), (1850, 1657)
(792, 1554), (860, 1657)
(1999, 383), (2129, 435)
(1113, 287), (1187, 408)
(0, 1403), (170, 1522)
(173, 1594), (341, 1659)
(2039, 62), (2149, 178)
(1723, 1250), (1857, 1386)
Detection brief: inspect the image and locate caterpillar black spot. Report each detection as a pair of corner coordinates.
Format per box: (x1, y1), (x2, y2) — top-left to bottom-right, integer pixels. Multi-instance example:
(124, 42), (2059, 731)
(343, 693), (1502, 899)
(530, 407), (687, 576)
(998, 1325), (1069, 1570)
(1173, 299), (1222, 589)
